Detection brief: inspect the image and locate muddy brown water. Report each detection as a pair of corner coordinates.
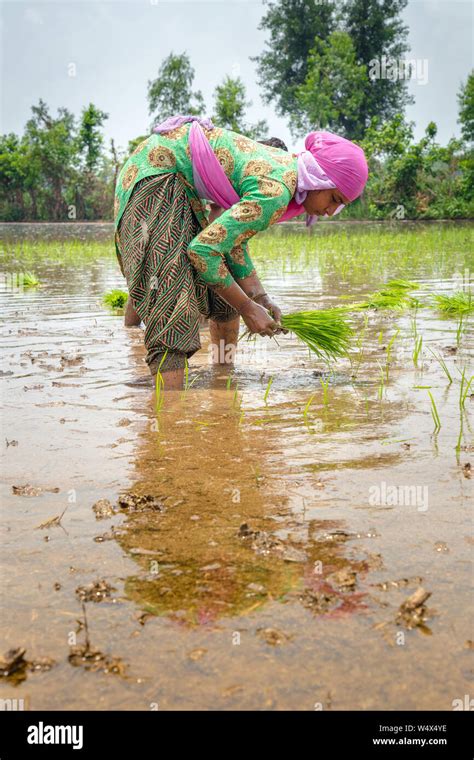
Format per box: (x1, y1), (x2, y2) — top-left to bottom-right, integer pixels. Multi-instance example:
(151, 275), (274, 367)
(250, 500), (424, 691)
(0, 222), (472, 710)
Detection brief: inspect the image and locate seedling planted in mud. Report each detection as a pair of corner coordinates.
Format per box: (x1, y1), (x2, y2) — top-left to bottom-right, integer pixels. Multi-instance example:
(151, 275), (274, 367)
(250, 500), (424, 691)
(385, 329), (400, 379)
(303, 393), (316, 420)
(263, 376), (274, 404)
(458, 367), (473, 411)
(412, 335), (423, 368)
(428, 391), (441, 434)
(428, 349), (453, 385)
(320, 378), (330, 407)
(155, 350), (168, 412)
(376, 361), (385, 401)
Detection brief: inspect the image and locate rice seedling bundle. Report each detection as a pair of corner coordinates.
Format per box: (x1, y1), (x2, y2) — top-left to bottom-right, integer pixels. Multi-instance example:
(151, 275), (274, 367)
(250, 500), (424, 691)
(22, 271), (40, 288)
(103, 289), (128, 309)
(280, 308), (353, 361)
(354, 279), (419, 311)
(432, 291), (473, 315)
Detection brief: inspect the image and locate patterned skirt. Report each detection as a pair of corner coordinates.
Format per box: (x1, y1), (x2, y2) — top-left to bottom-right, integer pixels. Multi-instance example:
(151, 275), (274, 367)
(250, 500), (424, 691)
(116, 173), (238, 374)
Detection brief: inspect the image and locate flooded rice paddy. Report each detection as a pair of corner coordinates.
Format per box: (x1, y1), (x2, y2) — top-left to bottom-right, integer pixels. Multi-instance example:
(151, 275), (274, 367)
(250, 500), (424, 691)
(0, 221), (472, 710)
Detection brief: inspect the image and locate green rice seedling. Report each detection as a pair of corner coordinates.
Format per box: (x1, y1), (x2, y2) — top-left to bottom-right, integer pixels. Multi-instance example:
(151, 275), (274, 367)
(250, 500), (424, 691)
(412, 335), (423, 368)
(350, 313), (369, 378)
(320, 378), (329, 406)
(233, 383), (241, 410)
(428, 391), (441, 433)
(458, 368), (473, 410)
(456, 314), (464, 346)
(263, 376), (274, 404)
(22, 271), (40, 288)
(226, 374), (233, 391)
(455, 419), (463, 455)
(385, 329), (400, 379)
(103, 289), (128, 310)
(184, 357), (189, 392)
(155, 350), (168, 412)
(428, 348), (453, 385)
(303, 393), (316, 420)
(181, 358), (200, 397)
(433, 291), (473, 316)
(280, 308), (353, 361)
(376, 361), (385, 401)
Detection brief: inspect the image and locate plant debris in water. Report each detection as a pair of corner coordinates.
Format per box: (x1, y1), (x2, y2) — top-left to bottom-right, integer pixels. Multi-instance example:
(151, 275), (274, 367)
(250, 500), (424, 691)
(12, 484), (60, 497)
(92, 498), (116, 519)
(0, 647), (55, 684)
(396, 587), (433, 630)
(238, 522), (307, 562)
(75, 579), (117, 603)
(68, 603), (127, 676)
(117, 492), (166, 513)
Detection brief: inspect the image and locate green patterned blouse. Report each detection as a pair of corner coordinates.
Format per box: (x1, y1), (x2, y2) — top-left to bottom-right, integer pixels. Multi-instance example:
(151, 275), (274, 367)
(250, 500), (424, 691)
(114, 124), (298, 288)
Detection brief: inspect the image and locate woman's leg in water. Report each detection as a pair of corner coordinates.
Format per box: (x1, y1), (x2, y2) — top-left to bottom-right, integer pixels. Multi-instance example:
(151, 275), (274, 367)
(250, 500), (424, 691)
(209, 316), (240, 365)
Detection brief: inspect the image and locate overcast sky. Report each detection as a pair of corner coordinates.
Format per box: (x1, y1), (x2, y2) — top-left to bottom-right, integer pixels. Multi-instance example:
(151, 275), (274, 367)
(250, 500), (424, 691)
(1, 0), (472, 153)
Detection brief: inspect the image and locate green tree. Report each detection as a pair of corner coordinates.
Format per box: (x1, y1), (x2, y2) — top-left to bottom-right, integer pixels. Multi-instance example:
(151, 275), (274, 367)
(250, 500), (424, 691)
(148, 52), (205, 126)
(293, 31), (368, 138)
(342, 0), (413, 132)
(76, 103), (108, 172)
(0, 134), (31, 220)
(24, 99), (77, 220)
(254, 0), (412, 138)
(458, 71), (474, 143)
(252, 0), (336, 124)
(213, 75), (268, 138)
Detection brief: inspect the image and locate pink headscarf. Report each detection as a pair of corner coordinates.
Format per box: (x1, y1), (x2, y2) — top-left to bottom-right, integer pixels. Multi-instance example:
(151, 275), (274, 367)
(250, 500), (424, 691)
(305, 131), (369, 202)
(279, 130), (369, 223)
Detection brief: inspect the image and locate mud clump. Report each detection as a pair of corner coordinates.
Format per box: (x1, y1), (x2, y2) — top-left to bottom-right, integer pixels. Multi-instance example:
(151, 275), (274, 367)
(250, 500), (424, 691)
(396, 587), (432, 630)
(117, 492), (165, 514)
(0, 647), (55, 684)
(12, 484), (60, 497)
(326, 568), (357, 591)
(68, 645), (126, 676)
(299, 590), (340, 614)
(237, 523), (307, 562)
(92, 499), (116, 520)
(75, 580), (117, 603)
(256, 627), (292, 646)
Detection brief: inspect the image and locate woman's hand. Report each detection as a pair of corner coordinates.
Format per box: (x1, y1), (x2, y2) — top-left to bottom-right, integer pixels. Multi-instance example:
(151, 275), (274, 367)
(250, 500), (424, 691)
(252, 293), (286, 328)
(239, 299), (278, 337)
